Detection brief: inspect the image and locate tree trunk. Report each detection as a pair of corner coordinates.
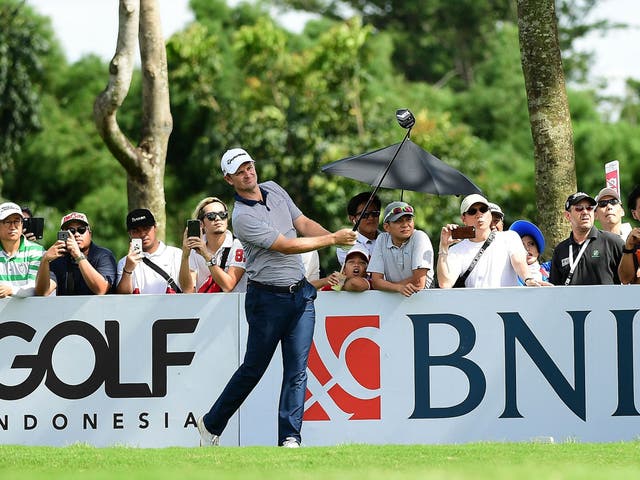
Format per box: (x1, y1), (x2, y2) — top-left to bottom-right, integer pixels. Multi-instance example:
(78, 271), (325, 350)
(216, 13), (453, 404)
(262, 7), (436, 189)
(93, 0), (172, 240)
(517, 0), (576, 255)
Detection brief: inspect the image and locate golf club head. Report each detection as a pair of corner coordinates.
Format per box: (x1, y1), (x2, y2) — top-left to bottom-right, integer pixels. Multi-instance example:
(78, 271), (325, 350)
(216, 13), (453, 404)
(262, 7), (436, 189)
(396, 109), (415, 129)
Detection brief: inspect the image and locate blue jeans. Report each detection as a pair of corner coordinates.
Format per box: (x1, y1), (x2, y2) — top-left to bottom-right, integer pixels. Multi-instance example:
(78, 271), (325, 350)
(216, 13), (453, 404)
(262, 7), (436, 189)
(203, 280), (317, 445)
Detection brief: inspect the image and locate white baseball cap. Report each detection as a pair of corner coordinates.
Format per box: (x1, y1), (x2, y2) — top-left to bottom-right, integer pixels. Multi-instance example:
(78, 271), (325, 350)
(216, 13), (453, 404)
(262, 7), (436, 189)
(0, 202), (24, 221)
(220, 148), (255, 175)
(460, 194), (489, 215)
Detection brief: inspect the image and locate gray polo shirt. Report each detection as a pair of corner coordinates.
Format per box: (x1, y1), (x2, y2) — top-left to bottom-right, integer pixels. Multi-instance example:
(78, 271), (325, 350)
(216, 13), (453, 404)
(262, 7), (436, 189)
(367, 229), (434, 287)
(232, 180), (305, 285)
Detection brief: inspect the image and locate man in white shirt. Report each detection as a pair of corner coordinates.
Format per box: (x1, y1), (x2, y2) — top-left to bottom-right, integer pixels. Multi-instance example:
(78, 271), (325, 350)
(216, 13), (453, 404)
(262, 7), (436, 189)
(116, 209), (182, 294)
(437, 194), (535, 288)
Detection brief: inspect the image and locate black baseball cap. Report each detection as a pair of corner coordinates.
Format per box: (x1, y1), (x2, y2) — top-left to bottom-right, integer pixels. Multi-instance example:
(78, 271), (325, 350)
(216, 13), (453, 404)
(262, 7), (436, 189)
(565, 192), (596, 211)
(126, 208), (156, 230)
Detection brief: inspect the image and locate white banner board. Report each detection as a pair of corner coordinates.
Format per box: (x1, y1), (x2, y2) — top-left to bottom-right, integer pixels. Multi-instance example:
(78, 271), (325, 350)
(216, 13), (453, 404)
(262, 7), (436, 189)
(1, 286), (639, 447)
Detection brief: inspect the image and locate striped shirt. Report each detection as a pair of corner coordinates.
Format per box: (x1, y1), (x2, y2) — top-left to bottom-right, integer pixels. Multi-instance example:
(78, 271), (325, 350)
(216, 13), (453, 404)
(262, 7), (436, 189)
(0, 236), (45, 297)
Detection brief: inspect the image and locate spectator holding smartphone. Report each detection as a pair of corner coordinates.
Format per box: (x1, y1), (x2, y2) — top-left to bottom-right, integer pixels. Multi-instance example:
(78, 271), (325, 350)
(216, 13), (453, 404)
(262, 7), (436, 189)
(35, 212), (117, 295)
(368, 201), (434, 296)
(116, 208), (182, 294)
(438, 194), (532, 288)
(179, 197), (247, 293)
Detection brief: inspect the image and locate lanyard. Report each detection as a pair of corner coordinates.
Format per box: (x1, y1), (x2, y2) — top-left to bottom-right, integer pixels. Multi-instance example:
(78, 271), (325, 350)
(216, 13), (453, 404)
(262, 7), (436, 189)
(565, 239), (591, 286)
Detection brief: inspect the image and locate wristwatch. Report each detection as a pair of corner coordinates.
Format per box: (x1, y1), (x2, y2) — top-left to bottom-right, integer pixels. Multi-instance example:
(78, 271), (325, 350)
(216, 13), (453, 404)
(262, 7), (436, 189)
(623, 247), (636, 254)
(206, 256), (217, 267)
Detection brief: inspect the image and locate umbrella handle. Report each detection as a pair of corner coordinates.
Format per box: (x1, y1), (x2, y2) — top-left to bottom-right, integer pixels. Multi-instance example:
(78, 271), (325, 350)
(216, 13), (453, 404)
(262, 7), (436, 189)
(352, 127), (412, 231)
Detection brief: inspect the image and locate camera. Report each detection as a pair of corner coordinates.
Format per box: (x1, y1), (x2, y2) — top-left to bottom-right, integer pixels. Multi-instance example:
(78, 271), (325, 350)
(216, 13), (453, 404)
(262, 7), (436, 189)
(187, 219), (201, 238)
(23, 217), (45, 239)
(451, 225), (476, 240)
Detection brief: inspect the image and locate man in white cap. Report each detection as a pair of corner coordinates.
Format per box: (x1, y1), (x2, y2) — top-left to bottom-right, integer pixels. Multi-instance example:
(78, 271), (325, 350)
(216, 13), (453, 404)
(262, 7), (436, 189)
(196, 147), (356, 448)
(594, 187), (631, 241)
(438, 194), (534, 288)
(35, 211), (117, 295)
(0, 202), (45, 297)
(368, 201), (434, 295)
(549, 192), (624, 285)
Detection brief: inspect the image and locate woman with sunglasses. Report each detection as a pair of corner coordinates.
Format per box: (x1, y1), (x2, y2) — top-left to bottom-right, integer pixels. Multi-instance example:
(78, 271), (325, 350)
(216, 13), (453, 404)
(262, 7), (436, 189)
(179, 196), (247, 293)
(437, 194), (535, 288)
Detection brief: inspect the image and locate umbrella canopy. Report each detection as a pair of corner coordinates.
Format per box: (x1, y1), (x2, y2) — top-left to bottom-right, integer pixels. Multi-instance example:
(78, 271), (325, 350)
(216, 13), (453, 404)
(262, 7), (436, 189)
(322, 139), (482, 195)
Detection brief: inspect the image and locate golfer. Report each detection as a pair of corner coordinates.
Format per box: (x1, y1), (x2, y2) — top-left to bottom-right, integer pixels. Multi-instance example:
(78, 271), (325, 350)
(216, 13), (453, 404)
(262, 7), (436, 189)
(196, 148), (356, 448)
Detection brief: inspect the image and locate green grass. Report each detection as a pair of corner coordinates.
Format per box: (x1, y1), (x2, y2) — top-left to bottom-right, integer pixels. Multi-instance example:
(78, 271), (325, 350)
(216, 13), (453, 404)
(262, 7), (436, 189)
(1, 442), (639, 479)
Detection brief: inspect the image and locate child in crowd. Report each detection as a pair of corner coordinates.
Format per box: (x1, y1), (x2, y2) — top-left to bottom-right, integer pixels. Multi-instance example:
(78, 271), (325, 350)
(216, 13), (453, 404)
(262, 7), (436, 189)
(509, 220), (552, 284)
(316, 243), (371, 292)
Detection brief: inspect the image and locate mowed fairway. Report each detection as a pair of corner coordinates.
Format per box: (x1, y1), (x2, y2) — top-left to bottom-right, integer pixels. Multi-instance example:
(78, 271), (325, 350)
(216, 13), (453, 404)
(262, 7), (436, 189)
(1, 442), (639, 480)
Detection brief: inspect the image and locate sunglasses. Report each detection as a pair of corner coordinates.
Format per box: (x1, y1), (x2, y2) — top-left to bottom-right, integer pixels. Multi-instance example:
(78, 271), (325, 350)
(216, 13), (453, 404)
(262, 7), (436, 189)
(355, 210), (380, 219)
(465, 205), (489, 215)
(573, 205), (595, 212)
(204, 211), (228, 221)
(68, 226), (88, 235)
(597, 198), (620, 208)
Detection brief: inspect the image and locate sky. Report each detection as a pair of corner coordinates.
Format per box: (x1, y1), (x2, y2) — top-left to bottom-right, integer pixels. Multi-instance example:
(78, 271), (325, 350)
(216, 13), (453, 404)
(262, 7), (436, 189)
(25, 0), (640, 98)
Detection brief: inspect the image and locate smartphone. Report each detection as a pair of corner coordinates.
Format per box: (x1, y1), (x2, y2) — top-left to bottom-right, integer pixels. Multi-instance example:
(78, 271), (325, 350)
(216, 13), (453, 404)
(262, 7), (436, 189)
(131, 238), (143, 255)
(57, 230), (70, 242)
(451, 225), (476, 240)
(187, 219), (201, 238)
(24, 217), (45, 239)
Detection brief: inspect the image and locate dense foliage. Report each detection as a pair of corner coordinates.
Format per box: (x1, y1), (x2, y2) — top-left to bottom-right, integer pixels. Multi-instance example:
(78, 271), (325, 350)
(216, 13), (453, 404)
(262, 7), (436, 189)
(2, 0), (639, 271)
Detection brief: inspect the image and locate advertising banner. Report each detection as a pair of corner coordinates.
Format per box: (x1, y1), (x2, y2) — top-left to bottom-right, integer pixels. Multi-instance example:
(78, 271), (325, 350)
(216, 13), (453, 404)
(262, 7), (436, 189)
(2, 286), (639, 447)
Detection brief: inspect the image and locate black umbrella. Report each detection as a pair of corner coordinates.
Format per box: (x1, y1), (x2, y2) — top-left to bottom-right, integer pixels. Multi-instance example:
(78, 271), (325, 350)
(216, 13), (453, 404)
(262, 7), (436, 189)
(322, 139), (481, 195)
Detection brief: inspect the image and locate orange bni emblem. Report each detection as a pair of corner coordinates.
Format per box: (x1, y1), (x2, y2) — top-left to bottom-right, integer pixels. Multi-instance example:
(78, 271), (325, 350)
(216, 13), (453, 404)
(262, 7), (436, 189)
(304, 315), (381, 420)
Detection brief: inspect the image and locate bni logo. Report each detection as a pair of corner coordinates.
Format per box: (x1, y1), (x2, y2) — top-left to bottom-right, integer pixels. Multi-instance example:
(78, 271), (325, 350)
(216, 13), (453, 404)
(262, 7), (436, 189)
(304, 315), (381, 420)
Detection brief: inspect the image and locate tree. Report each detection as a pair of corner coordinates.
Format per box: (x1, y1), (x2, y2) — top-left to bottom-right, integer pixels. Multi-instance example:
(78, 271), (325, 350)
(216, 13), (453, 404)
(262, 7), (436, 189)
(517, 0), (576, 254)
(93, 0), (172, 239)
(0, 0), (62, 196)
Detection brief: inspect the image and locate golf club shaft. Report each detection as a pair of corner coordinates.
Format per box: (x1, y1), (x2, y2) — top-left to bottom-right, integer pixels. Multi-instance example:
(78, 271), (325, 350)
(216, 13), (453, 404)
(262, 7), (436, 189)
(352, 127), (412, 232)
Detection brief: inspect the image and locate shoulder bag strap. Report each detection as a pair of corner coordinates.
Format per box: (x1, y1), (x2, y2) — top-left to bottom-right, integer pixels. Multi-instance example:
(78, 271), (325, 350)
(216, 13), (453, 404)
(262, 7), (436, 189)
(142, 257), (182, 293)
(219, 247), (231, 270)
(457, 231), (496, 285)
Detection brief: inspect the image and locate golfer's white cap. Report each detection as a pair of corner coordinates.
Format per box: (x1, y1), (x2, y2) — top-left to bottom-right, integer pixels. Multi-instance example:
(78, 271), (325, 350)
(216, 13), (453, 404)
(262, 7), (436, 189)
(221, 148), (254, 175)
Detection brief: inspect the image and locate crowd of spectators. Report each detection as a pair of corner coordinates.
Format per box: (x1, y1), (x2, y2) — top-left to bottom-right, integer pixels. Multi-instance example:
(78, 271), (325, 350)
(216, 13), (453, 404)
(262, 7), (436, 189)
(3, 174), (640, 299)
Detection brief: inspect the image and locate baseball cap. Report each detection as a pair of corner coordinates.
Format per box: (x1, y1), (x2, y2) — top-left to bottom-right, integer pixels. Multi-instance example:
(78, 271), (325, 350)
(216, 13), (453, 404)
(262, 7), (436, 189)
(488, 202), (504, 219)
(0, 202), (24, 221)
(126, 208), (156, 230)
(220, 148), (254, 175)
(344, 243), (370, 263)
(60, 212), (90, 229)
(595, 187), (620, 203)
(383, 201), (415, 223)
(509, 220), (545, 253)
(460, 194), (489, 215)
(565, 192), (596, 211)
